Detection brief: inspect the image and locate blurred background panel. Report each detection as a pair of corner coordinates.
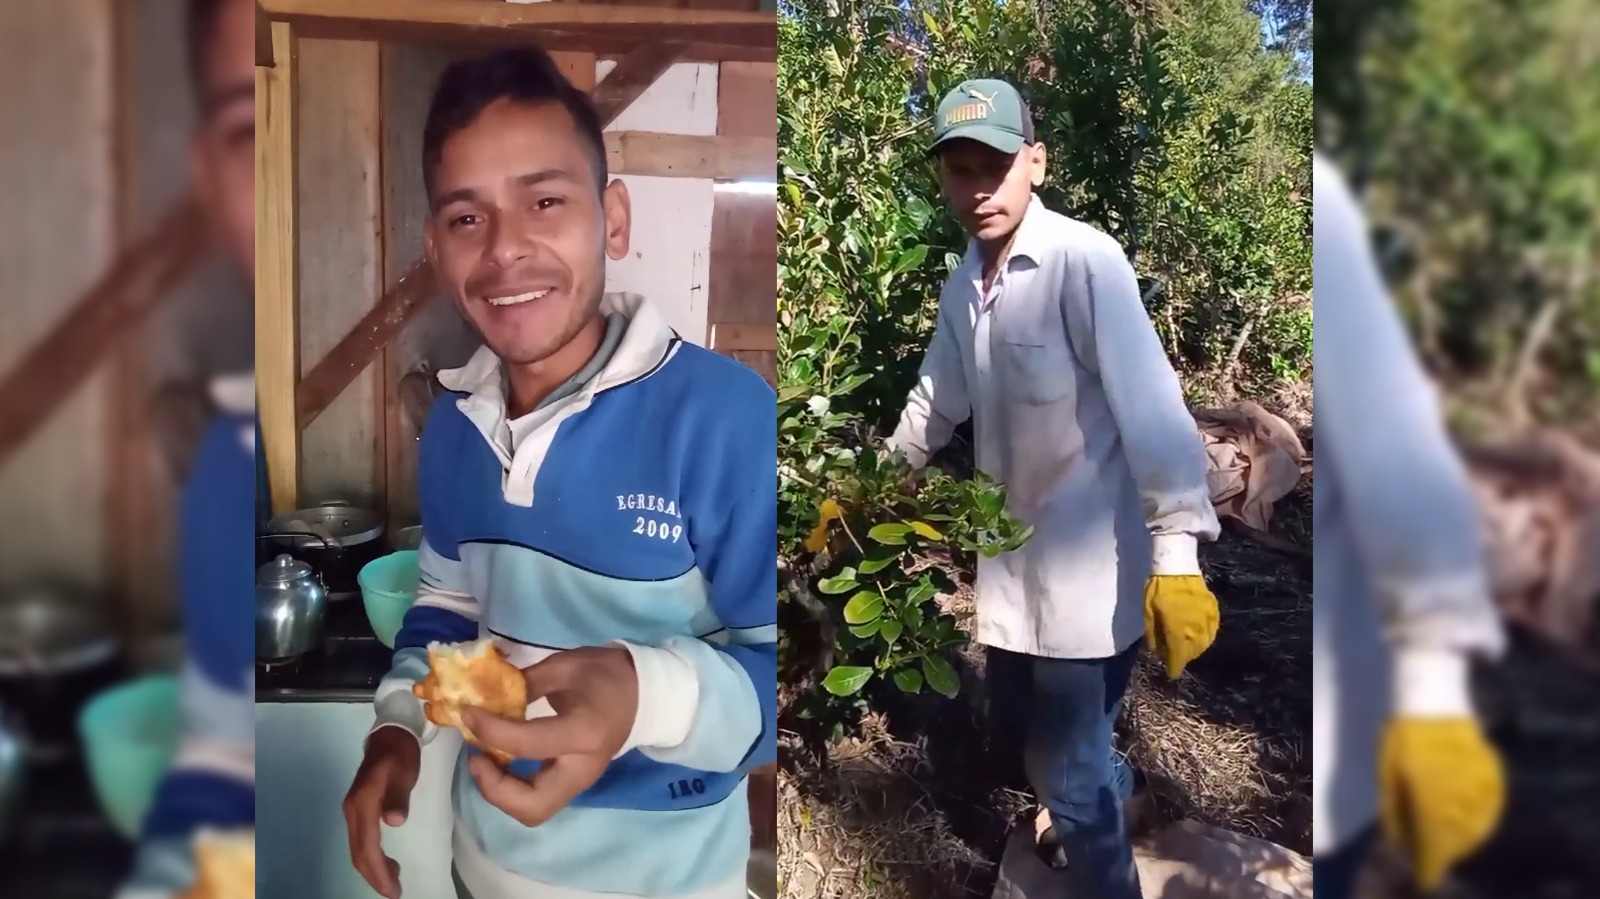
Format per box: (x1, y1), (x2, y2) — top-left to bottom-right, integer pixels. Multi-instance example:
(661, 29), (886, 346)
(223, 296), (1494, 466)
(0, 0), (249, 893)
(1316, 1), (1600, 896)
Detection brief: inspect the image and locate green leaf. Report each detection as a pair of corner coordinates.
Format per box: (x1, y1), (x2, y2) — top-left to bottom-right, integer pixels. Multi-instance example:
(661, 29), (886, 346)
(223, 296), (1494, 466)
(868, 523), (913, 545)
(893, 667), (924, 693)
(822, 666), (873, 697)
(857, 546), (905, 575)
(817, 569), (857, 595)
(921, 654), (960, 698)
(891, 244), (929, 275)
(908, 521), (943, 541)
(906, 578), (937, 605)
(978, 490), (1004, 518)
(848, 621), (881, 639)
(843, 590), (886, 625)
(878, 618), (903, 644)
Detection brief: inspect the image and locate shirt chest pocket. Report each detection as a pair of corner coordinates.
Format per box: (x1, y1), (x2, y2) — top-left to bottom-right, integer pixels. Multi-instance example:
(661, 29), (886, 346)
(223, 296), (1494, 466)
(997, 339), (1073, 405)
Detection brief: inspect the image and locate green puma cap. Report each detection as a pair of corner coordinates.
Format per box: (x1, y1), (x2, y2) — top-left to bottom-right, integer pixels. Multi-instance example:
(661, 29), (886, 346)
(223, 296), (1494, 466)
(929, 78), (1035, 156)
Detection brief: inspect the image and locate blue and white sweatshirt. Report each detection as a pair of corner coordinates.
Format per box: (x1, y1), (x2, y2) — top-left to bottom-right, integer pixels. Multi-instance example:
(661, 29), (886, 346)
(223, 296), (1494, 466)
(371, 294), (777, 899)
(119, 376), (258, 898)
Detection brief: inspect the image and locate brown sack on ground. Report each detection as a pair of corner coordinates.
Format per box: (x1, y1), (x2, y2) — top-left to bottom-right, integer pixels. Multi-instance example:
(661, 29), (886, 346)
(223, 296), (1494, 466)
(1192, 402), (1307, 532)
(1466, 430), (1600, 655)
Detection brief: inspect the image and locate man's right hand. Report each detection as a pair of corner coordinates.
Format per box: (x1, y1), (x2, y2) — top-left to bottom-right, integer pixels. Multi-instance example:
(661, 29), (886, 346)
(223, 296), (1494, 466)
(343, 726), (422, 899)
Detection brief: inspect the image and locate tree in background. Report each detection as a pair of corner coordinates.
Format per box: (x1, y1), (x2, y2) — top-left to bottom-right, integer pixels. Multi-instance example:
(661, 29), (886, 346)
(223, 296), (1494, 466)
(1316, 0), (1600, 428)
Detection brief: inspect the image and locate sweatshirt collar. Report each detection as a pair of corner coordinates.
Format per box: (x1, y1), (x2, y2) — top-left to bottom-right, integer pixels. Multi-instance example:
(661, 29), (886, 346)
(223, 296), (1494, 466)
(437, 292), (679, 410)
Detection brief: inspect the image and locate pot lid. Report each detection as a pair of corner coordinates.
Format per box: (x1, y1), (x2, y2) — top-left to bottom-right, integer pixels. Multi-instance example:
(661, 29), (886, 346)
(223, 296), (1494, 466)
(258, 553), (316, 586)
(0, 588), (116, 674)
(266, 501), (383, 547)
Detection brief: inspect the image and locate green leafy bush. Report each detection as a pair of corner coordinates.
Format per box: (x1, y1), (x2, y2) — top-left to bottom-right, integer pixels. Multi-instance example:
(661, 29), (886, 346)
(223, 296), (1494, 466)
(777, 0), (1311, 725)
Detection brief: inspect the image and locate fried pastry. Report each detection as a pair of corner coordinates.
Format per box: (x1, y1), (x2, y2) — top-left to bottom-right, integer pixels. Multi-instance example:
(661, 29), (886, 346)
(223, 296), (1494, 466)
(178, 828), (255, 899)
(412, 638), (528, 763)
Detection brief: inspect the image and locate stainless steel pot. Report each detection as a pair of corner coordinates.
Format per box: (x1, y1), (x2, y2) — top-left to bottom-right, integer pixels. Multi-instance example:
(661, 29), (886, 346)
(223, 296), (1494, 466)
(265, 501), (384, 552)
(0, 588), (122, 761)
(0, 589), (118, 678)
(256, 554), (329, 663)
(262, 501), (385, 596)
(390, 525), (423, 552)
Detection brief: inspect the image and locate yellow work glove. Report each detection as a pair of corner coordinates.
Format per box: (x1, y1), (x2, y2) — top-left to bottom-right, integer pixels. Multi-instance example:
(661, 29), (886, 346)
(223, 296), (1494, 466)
(1379, 650), (1505, 891)
(1142, 534), (1218, 680)
(1142, 575), (1219, 679)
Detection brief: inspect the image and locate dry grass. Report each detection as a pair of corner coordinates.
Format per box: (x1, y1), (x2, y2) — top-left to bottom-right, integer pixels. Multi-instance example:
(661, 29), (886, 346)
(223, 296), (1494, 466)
(779, 475), (1315, 898)
(777, 714), (1019, 899)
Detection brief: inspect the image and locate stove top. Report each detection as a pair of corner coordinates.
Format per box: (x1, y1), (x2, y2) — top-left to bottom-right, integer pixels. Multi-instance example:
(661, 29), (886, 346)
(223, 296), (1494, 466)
(0, 752), (131, 898)
(256, 598), (394, 703)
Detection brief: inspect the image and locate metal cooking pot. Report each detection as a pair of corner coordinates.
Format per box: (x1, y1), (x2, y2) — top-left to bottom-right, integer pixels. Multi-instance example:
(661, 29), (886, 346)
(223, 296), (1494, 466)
(0, 588), (122, 760)
(256, 554), (329, 663)
(390, 525), (423, 552)
(261, 501), (385, 597)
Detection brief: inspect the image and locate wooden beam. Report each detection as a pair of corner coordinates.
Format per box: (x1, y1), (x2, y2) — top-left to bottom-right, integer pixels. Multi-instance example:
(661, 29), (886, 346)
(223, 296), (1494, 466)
(606, 131), (775, 180)
(256, 2), (275, 66)
(0, 200), (203, 469)
(707, 323), (776, 353)
(257, 20), (300, 515)
(551, 51), (598, 92)
(108, 0), (156, 640)
(258, 0), (774, 51)
(592, 42), (683, 126)
(297, 260), (436, 428)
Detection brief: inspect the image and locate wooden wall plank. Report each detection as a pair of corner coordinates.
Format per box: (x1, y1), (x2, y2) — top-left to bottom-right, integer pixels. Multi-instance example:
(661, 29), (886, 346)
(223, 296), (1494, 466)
(0, 0), (117, 586)
(705, 60), (776, 385)
(380, 43), (481, 531)
(257, 20), (302, 514)
(715, 61), (775, 139)
(606, 131), (774, 180)
(296, 37), (383, 507)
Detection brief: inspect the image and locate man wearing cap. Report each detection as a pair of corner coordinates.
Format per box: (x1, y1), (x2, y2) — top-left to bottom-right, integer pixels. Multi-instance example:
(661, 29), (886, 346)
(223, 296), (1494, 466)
(887, 79), (1222, 898)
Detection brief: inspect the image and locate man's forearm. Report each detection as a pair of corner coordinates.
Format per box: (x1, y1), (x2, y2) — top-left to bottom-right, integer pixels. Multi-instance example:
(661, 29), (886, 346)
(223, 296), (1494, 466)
(615, 633), (777, 772)
(889, 306), (970, 469)
(887, 387), (958, 470)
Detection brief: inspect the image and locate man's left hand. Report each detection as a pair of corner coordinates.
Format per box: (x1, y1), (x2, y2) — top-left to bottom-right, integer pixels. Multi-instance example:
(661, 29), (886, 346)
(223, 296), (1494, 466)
(1143, 575), (1219, 680)
(460, 645), (640, 827)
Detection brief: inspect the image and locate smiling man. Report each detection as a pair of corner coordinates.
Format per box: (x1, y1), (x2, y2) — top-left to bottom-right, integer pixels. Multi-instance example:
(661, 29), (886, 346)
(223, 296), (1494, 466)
(340, 47), (777, 899)
(886, 79), (1222, 899)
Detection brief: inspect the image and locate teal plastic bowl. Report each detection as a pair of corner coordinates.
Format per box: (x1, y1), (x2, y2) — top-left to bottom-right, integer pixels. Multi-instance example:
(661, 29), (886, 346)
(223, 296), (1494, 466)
(360, 550), (420, 648)
(78, 674), (180, 839)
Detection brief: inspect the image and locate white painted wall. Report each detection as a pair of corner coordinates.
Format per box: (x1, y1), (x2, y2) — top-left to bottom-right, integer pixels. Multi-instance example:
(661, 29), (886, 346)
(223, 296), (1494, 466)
(599, 61), (718, 346)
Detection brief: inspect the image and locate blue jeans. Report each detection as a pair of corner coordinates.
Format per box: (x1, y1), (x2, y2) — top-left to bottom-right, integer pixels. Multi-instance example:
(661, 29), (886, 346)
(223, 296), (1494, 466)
(1313, 828), (1373, 899)
(988, 643), (1142, 899)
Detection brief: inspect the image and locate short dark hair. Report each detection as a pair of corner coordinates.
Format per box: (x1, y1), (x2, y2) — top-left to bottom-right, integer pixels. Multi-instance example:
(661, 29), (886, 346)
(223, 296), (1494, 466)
(187, 0), (227, 98)
(422, 46), (609, 203)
